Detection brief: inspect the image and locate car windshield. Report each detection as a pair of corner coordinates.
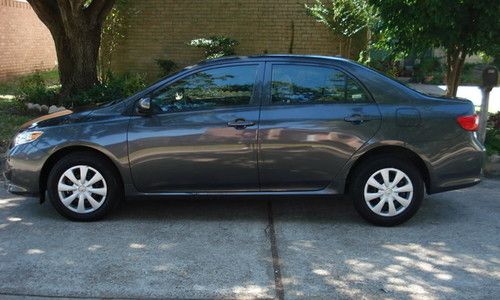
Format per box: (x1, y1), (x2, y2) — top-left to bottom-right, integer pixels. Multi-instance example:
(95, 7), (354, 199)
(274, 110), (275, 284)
(98, 67), (193, 108)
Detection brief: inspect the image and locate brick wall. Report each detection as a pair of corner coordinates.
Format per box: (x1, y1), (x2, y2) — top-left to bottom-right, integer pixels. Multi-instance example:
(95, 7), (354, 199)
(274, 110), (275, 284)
(0, 0), (57, 81)
(112, 0), (365, 79)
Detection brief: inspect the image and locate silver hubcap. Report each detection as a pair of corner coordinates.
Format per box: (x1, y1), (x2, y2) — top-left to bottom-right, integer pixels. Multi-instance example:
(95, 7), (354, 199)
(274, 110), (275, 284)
(363, 168), (413, 217)
(57, 165), (107, 214)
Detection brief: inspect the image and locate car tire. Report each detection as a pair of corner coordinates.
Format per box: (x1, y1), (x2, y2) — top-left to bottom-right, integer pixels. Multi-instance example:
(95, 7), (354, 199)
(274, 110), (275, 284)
(47, 151), (121, 221)
(349, 155), (424, 226)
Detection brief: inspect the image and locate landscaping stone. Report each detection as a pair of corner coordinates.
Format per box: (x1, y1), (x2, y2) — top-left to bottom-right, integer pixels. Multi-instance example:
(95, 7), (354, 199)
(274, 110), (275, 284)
(48, 105), (59, 114)
(40, 105), (49, 114)
(24, 103), (67, 115)
(31, 103), (41, 113)
(48, 105), (66, 114)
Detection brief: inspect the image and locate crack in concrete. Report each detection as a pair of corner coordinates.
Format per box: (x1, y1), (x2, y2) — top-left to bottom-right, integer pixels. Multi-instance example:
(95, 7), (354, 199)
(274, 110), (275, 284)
(267, 201), (285, 300)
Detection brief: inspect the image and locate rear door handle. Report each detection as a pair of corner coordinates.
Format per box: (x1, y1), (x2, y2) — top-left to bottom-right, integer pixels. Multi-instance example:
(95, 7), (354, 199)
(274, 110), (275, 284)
(227, 118), (256, 129)
(344, 114), (367, 124)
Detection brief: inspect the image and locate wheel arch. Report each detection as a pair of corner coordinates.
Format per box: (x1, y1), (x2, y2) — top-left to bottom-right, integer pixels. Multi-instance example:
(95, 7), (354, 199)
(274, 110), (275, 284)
(344, 145), (431, 194)
(39, 145), (125, 202)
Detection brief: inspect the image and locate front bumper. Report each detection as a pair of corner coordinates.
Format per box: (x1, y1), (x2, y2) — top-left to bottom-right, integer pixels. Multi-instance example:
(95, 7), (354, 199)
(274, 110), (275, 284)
(3, 167), (40, 196)
(7, 183), (36, 195)
(3, 144), (44, 196)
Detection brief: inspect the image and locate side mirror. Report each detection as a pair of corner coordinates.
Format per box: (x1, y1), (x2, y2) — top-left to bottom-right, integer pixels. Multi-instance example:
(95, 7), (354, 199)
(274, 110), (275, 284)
(137, 97), (152, 114)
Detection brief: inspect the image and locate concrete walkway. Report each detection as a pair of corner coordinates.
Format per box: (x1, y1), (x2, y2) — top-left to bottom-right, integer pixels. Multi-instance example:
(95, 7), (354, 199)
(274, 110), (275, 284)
(0, 179), (499, 299)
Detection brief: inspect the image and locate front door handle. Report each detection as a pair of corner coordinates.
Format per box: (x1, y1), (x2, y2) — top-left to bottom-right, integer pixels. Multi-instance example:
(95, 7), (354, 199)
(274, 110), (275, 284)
(344, 114), (367, 124)
(227, 118), (256, 129)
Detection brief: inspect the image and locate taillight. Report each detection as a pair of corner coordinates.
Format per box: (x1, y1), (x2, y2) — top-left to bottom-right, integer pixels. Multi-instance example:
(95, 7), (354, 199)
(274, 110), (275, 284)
(456, 114), (479, 131)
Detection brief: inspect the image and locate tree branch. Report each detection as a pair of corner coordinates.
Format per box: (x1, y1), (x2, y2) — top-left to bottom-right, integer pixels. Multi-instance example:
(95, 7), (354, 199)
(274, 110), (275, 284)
(27, 0), (64, 34)
(86, 0), (116, 26)
(56, 0), (76, 31)
(69, 0), (86, 16)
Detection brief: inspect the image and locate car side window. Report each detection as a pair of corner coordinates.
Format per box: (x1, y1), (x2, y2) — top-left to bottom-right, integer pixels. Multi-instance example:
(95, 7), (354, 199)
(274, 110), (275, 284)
(271, 64), (370, 104)
(150, 65), (258, 113)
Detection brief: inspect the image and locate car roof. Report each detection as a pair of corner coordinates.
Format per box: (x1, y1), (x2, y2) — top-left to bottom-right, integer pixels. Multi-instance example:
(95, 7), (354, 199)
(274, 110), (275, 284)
(195, 54), (353, 66)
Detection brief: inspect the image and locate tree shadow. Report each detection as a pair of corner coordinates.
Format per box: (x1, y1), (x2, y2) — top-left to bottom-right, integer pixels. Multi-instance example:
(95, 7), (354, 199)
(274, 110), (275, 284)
(271, 184), (500, 299)
(0, 180), (498, 299)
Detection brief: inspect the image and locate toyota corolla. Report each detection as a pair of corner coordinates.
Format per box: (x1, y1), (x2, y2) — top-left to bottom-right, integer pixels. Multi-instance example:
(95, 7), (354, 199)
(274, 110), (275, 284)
(4, 55), (485, 225)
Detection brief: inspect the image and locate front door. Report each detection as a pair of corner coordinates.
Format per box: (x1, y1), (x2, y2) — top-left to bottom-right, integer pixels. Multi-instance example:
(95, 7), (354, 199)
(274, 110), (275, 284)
(128, 63), (263, 192)
(258, 62), (381, 191)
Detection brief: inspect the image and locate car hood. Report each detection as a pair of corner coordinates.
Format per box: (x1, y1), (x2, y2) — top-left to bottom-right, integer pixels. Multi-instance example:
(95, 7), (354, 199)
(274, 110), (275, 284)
(19, 102), (126, 130)
(19, 109), (87, 130)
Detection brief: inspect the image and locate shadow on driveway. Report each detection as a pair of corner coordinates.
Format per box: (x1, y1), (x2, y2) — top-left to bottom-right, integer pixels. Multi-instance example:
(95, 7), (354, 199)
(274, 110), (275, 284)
(0, 179), (498, 299)
(272, 180), (500, 299)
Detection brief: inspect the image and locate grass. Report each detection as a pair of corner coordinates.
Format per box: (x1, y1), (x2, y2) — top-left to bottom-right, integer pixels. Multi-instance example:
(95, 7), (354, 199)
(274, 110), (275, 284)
(0, 99), (33, 153)
(0, 69), (59, 153)
(0, 69), (60, 96)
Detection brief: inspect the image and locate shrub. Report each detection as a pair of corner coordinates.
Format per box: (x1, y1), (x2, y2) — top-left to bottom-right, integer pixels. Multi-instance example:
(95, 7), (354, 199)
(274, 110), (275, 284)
(488, 111), (500, 130)
(485, 129), (500, 156)
(71, 72), (146, 107)
(424, 71), (445, 85)
(458, 63), (483, 85)
(411, 57), (443, 84)
(16, 72), (58, 106)
(485, 112), (500, 155)
(189, 36), (239, 59)
(366, 58), (400, 78)
(156, 59), (178, 77)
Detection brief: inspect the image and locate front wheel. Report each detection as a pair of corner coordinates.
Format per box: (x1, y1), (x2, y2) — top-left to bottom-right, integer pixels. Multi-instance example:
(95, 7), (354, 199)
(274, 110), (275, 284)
(47, 152), (121, 221)
(350, 156), (424, 226)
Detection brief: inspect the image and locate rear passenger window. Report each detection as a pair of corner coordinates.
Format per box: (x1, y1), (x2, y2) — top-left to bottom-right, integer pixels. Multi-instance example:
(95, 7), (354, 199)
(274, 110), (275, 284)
(271, 64), (369, 104)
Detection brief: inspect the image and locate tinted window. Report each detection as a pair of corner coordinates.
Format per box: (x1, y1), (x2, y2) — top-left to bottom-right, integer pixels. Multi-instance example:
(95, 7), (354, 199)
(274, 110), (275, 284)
(271, 64), (369, 104)
(151, 65), (258, 113)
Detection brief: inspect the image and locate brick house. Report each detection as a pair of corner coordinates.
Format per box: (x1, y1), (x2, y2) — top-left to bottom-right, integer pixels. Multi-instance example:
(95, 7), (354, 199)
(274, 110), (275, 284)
(0, 0), (365, 82)
(111, 0), (365, 79)
(0, 0), (57, 81)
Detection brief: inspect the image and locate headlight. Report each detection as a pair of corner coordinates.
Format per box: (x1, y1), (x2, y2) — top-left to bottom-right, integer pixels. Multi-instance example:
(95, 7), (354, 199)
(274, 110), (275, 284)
(13, 131), (43, 147)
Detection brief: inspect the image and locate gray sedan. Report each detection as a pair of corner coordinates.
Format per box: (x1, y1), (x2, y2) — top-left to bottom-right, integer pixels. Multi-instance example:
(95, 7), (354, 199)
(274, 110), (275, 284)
(4, 55), (485, 225)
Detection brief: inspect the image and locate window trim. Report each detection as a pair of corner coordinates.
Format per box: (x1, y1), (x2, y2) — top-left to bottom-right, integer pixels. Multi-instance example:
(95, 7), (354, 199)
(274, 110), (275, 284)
(262, 61), (375, 107)
(136, 62), (264, 115)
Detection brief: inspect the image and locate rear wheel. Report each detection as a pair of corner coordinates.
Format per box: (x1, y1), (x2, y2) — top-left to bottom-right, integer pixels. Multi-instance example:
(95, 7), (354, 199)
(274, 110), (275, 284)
(47, 152), (121, 221)
(350, 156), (424, 226)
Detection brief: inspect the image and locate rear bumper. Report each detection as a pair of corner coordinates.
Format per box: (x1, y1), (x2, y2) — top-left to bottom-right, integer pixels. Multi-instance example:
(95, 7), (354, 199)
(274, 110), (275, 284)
(427, 134), (485, 194)
(428, 177), (481, 194)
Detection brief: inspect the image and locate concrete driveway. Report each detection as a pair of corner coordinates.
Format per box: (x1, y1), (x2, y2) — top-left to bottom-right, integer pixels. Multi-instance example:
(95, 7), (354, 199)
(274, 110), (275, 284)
(0, 179), (498, 299)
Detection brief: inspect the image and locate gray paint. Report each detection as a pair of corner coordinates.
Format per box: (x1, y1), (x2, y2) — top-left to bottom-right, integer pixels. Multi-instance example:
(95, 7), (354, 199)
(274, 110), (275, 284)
(4, 55), (484, 199)
(128, 106), (261, 192)
(258, 103), (381, 191)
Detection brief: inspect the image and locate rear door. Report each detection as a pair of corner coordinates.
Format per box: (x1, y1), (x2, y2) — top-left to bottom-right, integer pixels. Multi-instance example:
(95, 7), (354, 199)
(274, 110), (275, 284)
(258, 62), (381, 191)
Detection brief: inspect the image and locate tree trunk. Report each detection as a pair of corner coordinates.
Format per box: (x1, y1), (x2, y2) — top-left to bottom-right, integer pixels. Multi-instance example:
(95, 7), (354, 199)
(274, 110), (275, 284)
(54, 27), (102, 101)
(27, 0), (116, 104)
(339, 39), (344, 57)
(288, 20), (295, 54)
(445, 50), (466, 97)
(347, 37), (352, 60)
